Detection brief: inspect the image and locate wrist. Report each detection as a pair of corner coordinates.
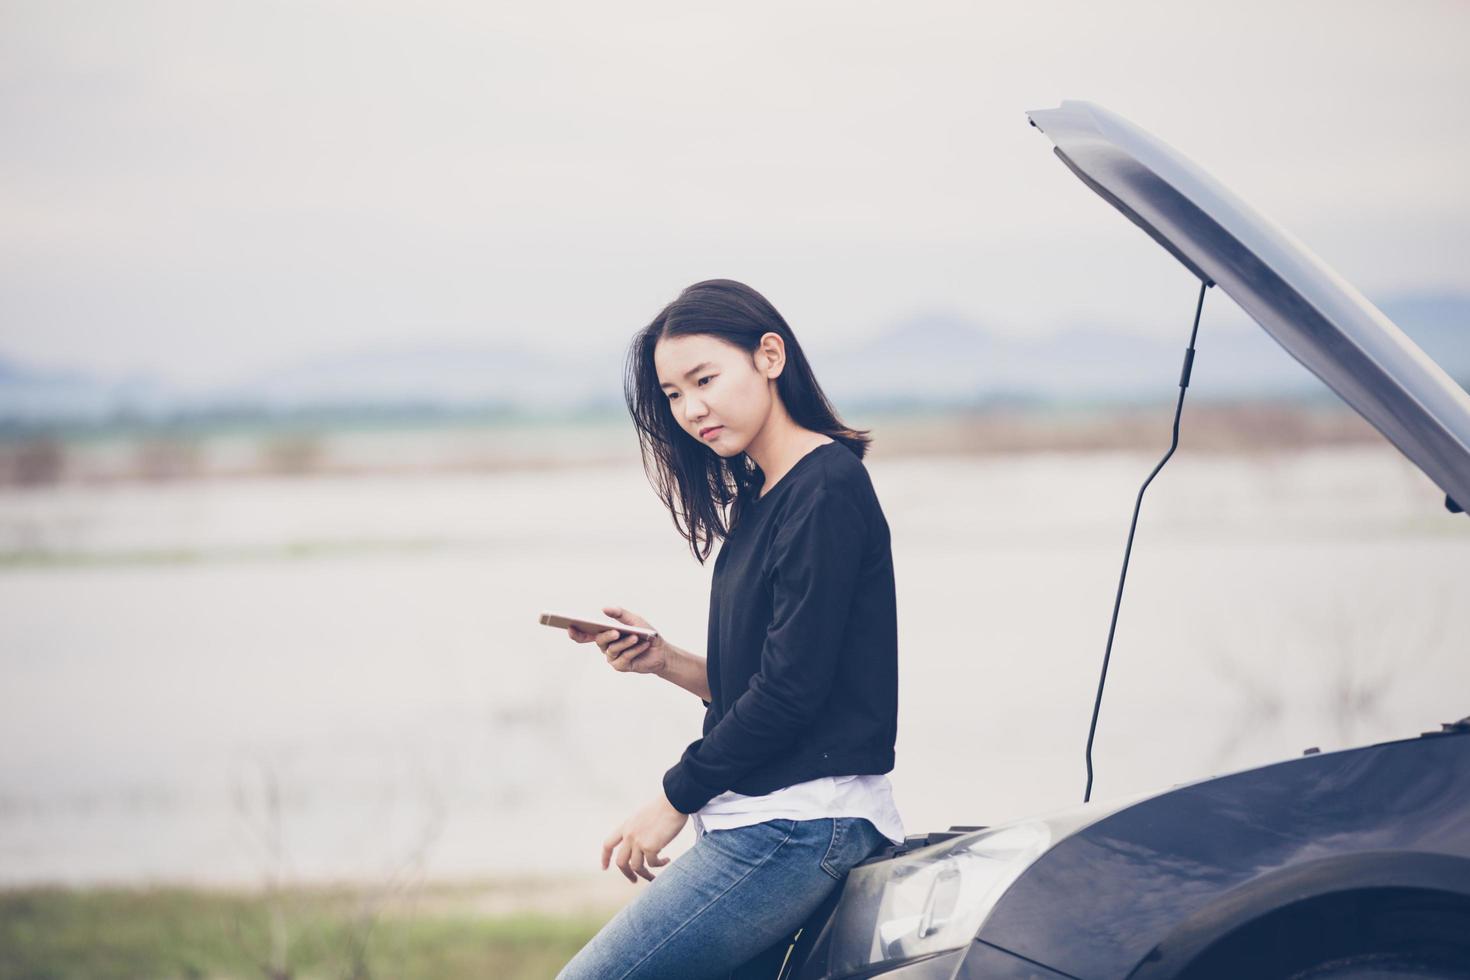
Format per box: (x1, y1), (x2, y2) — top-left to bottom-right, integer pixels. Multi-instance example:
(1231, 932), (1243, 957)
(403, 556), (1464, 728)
(654, 642), (681, 678)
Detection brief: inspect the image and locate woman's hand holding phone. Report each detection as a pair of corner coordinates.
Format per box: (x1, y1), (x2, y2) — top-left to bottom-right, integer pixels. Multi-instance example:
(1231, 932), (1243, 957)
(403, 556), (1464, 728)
(566, 606), (668, 676)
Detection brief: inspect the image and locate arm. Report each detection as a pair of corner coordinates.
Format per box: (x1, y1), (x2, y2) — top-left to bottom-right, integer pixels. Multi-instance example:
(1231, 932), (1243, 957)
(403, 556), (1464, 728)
(655, 640), (712, 704)
(661, 487), (866, 814)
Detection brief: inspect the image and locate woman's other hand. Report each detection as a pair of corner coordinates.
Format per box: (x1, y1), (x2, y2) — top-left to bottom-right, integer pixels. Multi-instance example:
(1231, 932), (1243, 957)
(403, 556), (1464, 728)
(601, 793), (688, 883)
(566, 605), (668, 676)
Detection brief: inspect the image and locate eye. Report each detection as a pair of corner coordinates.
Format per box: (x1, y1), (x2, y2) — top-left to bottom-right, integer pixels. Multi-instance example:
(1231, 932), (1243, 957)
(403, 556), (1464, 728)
(664, 375), (712, 399)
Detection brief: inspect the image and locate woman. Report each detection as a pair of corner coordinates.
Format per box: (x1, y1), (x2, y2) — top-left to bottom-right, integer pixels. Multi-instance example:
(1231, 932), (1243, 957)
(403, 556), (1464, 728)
(558, 279), (903, 980)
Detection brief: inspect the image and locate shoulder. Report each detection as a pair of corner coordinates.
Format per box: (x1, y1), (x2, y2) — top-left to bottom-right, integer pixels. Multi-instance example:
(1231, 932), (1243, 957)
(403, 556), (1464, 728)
(807, 441), (879, 508)
(777, 444), (881, 528)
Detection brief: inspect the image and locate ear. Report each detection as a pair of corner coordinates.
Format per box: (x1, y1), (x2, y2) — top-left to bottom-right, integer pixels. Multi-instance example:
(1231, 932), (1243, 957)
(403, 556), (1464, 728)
(755, 332), (786, 380)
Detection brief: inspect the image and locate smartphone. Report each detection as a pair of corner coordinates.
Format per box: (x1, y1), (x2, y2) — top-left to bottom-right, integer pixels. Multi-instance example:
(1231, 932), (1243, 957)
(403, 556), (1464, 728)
(539, 611), (659, 641)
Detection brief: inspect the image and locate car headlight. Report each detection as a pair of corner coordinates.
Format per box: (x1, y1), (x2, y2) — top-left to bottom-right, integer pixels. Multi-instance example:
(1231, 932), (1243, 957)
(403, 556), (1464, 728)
(823, 821), (1051, 975)
(823, 792), (1157, 977)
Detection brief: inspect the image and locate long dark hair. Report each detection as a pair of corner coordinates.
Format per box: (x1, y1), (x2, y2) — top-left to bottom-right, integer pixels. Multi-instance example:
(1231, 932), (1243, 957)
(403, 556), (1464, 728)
(624, 279), (871, 563)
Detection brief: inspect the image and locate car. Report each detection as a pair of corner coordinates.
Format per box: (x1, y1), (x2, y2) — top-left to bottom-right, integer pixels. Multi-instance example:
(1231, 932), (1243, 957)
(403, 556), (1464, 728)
(744, 101), (1470, 980)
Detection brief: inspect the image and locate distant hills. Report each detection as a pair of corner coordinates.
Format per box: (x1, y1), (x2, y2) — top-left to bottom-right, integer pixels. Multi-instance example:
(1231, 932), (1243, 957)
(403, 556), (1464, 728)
(1, 290), (1464, 431)
(811, 290), (1467, 410)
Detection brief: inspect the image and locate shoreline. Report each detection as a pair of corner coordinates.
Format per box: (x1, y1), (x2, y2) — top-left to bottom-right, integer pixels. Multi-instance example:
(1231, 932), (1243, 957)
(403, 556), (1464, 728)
(0, 401), (1384, 489)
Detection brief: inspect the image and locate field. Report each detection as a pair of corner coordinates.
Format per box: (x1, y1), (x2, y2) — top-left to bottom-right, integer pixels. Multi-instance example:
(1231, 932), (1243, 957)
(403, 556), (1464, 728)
(0, 880), (615, 980)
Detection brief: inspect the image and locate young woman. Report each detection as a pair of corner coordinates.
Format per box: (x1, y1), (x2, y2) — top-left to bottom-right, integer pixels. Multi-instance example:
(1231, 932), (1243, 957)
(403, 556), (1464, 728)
(557, 279), (903, 980)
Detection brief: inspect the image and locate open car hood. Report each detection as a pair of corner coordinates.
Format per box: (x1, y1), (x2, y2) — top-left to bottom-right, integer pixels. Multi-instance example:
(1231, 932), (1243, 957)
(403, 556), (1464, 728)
(1027, 100), (1470, 513)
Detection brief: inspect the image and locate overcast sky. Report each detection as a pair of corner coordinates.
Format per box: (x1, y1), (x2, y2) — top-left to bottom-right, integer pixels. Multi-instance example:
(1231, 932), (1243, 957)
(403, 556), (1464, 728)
(3, 0), (1468, 387)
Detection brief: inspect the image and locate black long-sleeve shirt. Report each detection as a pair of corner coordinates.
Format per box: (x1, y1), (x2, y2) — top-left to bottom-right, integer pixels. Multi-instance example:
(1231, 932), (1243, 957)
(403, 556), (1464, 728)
(662, 440), (899, 815)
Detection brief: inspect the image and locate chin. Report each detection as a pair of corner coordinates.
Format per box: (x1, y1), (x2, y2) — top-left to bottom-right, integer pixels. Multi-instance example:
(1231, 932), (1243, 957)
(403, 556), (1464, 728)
(698, 432), (745, 457)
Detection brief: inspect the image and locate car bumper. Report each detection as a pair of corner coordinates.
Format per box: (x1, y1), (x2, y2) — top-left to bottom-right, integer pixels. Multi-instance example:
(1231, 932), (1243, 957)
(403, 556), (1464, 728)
(825, 941), (1075, 980)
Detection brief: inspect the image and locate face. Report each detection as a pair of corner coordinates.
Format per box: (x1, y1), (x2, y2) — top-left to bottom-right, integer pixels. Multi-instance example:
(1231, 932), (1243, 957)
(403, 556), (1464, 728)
(654, 332), (784, 457)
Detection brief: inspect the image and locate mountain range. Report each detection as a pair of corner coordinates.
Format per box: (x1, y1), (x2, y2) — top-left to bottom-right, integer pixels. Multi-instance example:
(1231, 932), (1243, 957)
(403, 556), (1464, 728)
(1, 290), (1464, 429)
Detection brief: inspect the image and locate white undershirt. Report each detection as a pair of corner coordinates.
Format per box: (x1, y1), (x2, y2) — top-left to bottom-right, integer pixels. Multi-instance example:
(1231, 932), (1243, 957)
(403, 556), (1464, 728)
(690, 773), (906, 846)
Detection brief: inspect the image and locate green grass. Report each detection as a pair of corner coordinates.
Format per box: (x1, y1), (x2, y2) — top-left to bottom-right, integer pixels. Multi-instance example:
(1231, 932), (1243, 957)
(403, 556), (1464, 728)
(0, 885), (612, 980)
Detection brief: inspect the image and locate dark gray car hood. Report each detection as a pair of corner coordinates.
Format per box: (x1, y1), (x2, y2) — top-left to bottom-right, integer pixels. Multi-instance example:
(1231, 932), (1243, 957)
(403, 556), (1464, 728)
(1027, 100), (1470, 512)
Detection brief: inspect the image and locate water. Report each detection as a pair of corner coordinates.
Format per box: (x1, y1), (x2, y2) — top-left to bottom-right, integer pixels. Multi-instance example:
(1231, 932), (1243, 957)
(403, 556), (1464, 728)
(0, 443), (1465, 886)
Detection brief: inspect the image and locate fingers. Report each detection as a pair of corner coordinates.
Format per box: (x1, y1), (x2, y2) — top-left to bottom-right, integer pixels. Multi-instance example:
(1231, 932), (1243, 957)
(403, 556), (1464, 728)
(602, 825), (662, 884)
(613, 838), (636, 883)
(604, 605), (652, 631)
(608, 638), (651, 670)
(577, 626), (649, 671)
(604, 631), (642, 660)
(568, 624), (622, 646)
(629, 841), (653, 882)
(601, 829), (621, 871)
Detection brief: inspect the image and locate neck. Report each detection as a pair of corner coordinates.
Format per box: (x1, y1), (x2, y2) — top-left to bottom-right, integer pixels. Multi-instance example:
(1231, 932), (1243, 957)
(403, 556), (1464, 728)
(744, 397), (833, 494)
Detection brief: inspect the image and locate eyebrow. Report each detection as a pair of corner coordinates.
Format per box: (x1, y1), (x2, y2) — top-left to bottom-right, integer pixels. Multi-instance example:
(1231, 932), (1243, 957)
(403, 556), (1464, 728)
(659, 362), (715, 388)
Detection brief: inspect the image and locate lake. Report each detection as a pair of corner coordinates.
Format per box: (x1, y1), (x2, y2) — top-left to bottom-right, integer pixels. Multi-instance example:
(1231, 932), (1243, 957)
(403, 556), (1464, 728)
(0, 440), (1465, 887)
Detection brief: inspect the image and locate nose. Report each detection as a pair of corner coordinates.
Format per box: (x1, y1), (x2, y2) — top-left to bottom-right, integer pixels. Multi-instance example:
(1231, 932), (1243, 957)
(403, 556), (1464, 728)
(682, 394), (708, 426)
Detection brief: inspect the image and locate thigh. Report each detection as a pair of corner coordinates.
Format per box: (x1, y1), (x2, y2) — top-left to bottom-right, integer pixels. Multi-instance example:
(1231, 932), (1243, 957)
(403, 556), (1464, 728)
(557, 818), (847, 980)
(819, 816), (890, 881)
(728, 817), (892, 979)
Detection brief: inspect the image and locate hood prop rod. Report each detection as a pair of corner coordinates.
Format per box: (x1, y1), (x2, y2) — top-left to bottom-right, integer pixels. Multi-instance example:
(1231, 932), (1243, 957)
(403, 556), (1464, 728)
(1084, 278), (1211, 803)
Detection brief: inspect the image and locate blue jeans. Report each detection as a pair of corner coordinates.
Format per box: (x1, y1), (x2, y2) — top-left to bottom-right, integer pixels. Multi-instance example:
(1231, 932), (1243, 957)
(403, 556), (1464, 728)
(558, 816), (889, 980)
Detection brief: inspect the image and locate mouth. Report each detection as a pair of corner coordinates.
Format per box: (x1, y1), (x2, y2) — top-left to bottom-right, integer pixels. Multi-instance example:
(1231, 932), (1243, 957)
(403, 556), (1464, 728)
(699, 426), (724, 440)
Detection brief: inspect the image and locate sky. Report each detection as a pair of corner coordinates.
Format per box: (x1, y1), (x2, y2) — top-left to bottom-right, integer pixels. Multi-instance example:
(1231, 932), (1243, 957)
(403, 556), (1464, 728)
(3, 0), (1468, 387)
